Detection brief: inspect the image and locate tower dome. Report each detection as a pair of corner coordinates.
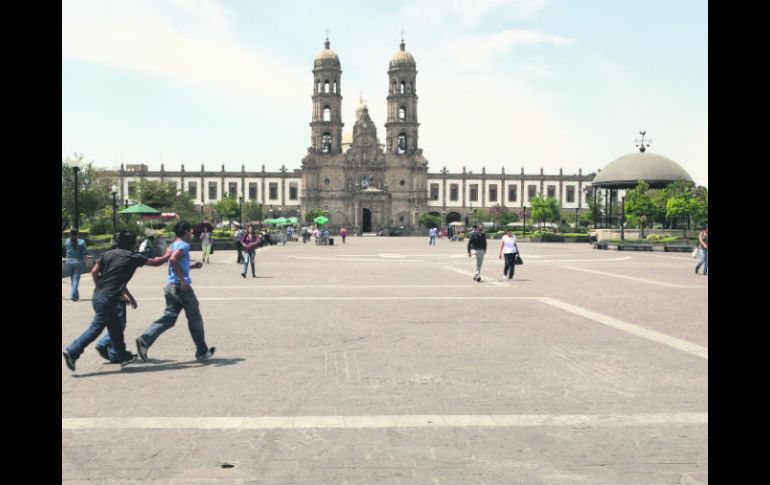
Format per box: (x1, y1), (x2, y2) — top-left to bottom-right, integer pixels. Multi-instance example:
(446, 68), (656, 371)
(389, 39), (416, 68)
(314, 38), (340, 67)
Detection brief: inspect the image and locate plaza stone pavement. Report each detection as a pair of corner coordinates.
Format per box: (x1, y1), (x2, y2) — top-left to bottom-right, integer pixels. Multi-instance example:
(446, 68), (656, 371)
(62, 237), (708, 485)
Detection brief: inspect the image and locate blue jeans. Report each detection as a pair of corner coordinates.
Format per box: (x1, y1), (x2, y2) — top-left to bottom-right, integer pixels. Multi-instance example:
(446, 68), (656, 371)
(67, 260), (84, 300)
(138, 284), (209, 357)
(243, 251), (255, 275)
(429, 236), (436, 245)
(95, 302), (127, 355)
(65, 293), (129, 361)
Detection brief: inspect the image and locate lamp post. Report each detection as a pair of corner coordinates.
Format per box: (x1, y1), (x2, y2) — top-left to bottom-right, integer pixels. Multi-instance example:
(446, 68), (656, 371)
(522, 205), (527, 237)
(124, 199), (129, 223)
(238, 196), (243, 227)
(575, 207), (579, 230)
(620, 196), (626, 241)
(111, 184), (118, 233)
(70, 158), (82, 230)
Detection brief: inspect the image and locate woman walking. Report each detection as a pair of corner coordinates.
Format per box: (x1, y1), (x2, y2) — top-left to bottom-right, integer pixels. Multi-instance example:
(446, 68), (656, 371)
(200, 227), (212, 264)
(498, 229), (520, 280)
(695, 226), (708, 275)
(240, 225), (260, 278)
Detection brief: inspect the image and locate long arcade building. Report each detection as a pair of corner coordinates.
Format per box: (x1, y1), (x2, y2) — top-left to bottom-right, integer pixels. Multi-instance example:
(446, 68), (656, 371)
(117, 38), (595, 233)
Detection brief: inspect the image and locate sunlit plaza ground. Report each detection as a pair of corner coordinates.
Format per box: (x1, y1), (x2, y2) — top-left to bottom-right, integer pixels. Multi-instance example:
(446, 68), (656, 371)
(62, 237), (707, 484)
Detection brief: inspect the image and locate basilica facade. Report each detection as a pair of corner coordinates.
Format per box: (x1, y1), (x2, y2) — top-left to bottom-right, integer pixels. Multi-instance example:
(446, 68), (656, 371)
(117, 38), (595, 233)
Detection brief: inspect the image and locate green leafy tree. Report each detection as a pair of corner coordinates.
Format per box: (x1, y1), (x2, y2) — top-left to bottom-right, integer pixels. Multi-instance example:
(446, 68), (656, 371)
(172, 191), (201, 224)
(304, 207), (328, 224)
(690, 185), (708, 227)
(418, 213), (441, 228)
(138, 179), (178, 209)
(530, 196), (561, 227)
(214, 194), (239, 226)
(625, 180), (657, 237)
(664, 179), (697, 234)
(242, 201), (263, 225)
(61, 153), (117, 229)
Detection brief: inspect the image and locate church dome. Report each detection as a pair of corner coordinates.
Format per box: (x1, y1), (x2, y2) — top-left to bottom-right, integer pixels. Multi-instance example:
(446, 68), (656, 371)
(314, 38), (340, 68)
(389, 40), (416, 68)
(592, 148), (693, 189)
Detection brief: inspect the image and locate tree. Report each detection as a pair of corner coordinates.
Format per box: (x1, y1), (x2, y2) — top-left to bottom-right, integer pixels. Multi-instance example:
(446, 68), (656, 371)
(138, 179), (178, 209)
(488, 204), (508, 229)
(172, 191), (201, 224)
(61, 153), (117, 229)
(214, 195), (239, 226)
(625, 180), (657, 238)
(530, 196), (561, 227)
(418, 213), (441, 228)
(664, 179), (697, 234)
(305, 207), (328, 224)
(242, 201), (263, 225)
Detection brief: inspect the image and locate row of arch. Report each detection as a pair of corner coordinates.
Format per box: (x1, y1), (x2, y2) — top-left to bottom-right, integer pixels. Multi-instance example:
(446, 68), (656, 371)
(316, 79), (339, 94)
(319, 132), (411, 154)
(391, 80), (415, 95)
(321, 106), (408, 122)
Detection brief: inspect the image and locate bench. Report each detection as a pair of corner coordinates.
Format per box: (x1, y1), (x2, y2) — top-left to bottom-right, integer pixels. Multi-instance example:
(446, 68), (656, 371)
(664, 242), (696, 253)
(593, 240), (609, 250)
(617, 241), (653, 251)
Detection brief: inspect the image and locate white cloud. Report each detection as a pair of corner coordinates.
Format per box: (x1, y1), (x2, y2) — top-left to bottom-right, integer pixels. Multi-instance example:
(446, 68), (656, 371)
(61, 0), (306, 108)
(402, 0), (551, 27)
(449, 29), (574, 68)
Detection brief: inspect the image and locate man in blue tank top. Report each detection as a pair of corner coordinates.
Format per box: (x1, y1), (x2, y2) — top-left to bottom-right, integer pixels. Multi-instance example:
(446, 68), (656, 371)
(134, 221), (216, 362)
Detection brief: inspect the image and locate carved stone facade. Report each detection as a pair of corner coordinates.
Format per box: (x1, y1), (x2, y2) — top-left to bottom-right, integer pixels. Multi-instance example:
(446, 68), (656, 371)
(301, 38), (427, 234)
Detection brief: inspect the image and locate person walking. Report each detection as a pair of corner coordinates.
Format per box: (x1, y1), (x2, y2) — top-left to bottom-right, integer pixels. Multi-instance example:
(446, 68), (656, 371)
(64, 228), (88, 301)
(134, 221), (216, 363)
(467, 225), (487, 282)
(498, 229), (520, 280)
(340, 227), (347, 244)
(429, 227), (437, 245)
(63, 231), (170, 371)
(240, 224), (260, 278)
(234, 226), (244, 263)
(695, 225), (708, 275)
(200, 226), (212, 264)
(93, 237), (138, 361)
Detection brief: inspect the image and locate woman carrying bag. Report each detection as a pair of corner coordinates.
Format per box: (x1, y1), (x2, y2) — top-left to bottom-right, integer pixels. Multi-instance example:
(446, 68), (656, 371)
(499, 229), (521, 281)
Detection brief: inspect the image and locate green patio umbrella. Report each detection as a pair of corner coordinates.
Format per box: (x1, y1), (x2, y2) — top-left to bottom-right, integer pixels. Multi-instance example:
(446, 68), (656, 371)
(119, 203), (160, 215)
(313, 215), (329, 224)
(286, 217), (298, 224)
(273, 217), (289, 225)
(262, 218), (277, 224)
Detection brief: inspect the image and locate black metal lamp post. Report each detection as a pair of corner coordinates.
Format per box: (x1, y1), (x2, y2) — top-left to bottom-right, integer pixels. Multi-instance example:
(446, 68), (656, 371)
(124, 199), (129, 223)
(111, 184), (118, 233)
(575, 207), (579, 229)
(70, 158), (82, 230)
(239, 196), (243, 226)
(522, 206), (527, 237)
(620, 196), (626, 241)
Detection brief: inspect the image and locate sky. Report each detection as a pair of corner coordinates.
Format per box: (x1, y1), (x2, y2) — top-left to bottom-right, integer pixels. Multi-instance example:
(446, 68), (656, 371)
(62, 0), (708, 187)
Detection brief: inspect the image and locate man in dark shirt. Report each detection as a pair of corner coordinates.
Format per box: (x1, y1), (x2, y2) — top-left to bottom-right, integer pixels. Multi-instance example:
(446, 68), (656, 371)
(63, 231), (170, 372)
(467, 225), (487, 282)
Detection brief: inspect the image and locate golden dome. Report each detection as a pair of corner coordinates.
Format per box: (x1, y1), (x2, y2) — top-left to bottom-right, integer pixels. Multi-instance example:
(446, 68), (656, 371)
(314, 38), (340, 67)
(389, 40), (415, 68)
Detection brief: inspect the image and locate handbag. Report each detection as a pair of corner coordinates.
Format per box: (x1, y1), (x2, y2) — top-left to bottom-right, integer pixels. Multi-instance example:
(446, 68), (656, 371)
(691, 248), (698, 258)
(514, 254), (524, 265)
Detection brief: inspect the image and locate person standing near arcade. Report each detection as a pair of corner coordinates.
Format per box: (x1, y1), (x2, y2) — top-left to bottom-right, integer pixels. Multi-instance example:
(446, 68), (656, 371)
(240, 224), (260, 278)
